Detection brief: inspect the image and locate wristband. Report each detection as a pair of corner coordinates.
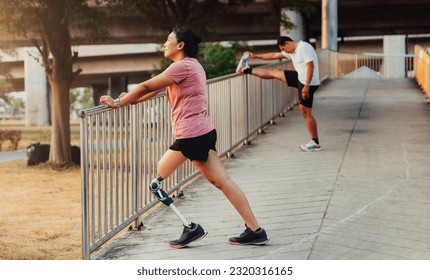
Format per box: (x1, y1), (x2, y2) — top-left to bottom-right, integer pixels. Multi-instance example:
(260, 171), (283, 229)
(114, 97), (121, 108)
(305, 83), (310, 87)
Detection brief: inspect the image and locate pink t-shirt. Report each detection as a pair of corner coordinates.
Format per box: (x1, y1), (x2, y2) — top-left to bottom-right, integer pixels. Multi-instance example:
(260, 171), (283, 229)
(163, 58), (214, 139)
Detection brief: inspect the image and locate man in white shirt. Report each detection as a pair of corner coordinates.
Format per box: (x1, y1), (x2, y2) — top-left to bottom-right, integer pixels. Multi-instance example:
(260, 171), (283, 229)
(237, 36), (321, 152)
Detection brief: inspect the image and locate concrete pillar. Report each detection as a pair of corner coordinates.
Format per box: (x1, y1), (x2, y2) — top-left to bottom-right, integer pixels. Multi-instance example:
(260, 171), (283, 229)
(322, 0), (338, 51)
(108, 76), (128, 99)
(25, 47), (50, 126)
(280, 8), (305, 41)
(383, 35), (406, 78)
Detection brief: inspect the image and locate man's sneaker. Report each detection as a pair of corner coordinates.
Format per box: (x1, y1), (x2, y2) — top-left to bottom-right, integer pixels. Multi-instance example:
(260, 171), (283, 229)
(169, 222), (208, 249)
(236, 52), (250, 73)
(229, 225), (270, 245)
(300, 140), (321, 152)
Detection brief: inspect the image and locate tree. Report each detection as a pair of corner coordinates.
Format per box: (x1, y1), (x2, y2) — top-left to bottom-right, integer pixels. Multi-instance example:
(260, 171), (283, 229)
(0, 54), (13, 104)
(108, 0), (315, 39)
(200, 42), (245, 79)
(106, 0), (252, 37)
(0, 0), (106, 166)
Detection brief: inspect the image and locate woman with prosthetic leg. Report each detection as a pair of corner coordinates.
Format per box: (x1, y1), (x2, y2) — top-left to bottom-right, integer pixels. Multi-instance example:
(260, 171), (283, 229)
(100, 26), (269, 248)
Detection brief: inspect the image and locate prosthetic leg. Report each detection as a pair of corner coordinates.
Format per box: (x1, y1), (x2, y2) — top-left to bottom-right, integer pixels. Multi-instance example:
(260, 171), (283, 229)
(149, 176), (190, 227)
(149, 176), (208, 248)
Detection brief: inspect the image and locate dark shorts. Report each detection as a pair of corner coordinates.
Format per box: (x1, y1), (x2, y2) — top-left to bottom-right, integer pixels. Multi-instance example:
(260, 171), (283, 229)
(169, 129), (217, 162)
(284, 70), (319, 108)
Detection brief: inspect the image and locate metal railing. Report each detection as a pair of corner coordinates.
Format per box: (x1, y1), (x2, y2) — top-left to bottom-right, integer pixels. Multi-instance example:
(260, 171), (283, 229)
(78, 57), (319, 259)
(78, 48), (415, 259)
(330, 51), (415, 79)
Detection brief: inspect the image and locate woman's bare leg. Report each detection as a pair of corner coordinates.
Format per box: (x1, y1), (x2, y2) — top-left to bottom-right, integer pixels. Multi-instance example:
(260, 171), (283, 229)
(192, 150), (260, 231)
(156, 149), (187, 179)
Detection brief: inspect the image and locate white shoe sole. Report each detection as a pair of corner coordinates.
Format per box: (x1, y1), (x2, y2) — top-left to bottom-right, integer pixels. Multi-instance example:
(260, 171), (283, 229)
(236, 53), (249, 73)
(300, 145), (321, 152)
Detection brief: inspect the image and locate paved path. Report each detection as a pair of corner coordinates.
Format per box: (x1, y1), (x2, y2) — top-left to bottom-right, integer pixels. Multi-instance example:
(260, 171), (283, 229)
(0, 149), (26, 163)
(92, 78), (430, 260)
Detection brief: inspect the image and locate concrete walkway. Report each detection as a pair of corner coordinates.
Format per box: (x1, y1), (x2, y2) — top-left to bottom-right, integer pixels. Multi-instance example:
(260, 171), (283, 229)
(0, 149), (26, 163)
(92, 78), (430, 260)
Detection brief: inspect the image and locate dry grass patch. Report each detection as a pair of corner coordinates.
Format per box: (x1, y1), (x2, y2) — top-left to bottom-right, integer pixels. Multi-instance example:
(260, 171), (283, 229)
(0, 160), (82, 259)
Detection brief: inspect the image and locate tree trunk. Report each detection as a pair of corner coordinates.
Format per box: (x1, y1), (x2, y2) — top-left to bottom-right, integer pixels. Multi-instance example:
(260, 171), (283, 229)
(49, 79), (71, 165)
(43, 1), (74, 165)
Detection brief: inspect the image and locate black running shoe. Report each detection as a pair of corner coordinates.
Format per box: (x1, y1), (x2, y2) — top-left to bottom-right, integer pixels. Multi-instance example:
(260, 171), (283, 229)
(229, 225), (270, 245)
(169, 222), (208, 249)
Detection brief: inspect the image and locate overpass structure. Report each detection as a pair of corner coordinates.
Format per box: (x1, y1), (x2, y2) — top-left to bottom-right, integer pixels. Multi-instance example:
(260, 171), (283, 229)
(1, 0), (430, 125)
(1, 0), (430, 46)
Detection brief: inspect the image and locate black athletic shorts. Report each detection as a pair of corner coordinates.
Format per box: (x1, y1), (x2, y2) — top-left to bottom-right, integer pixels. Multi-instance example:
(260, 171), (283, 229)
(169, 129), (217, 162)
(284, 70), (319, 108)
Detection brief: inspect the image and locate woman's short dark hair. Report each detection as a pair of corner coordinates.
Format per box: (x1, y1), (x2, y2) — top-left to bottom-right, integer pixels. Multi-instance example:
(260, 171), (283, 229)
(172, 26), (202, 58)
(277, 36), (293, 47)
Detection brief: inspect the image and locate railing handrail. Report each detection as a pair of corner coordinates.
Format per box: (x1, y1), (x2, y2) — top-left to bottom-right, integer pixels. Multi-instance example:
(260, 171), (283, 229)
(335, 51), (415, 58)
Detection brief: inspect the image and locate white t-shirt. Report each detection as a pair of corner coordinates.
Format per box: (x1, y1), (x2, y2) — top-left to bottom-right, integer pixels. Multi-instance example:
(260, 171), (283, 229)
(282, 41), (320, 86)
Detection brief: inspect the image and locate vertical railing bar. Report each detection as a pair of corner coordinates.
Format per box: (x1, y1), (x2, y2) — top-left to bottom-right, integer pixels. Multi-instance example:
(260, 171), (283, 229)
(119, 107), (124, 221)
(131, 105), (137, 226)
(89, 116), (95, 244)
(80, 117), (90, 260)
(96, 114), (101, 241)
(102, 111), (107, 235)
(125, 107), (130, 215)
(143, 103), (148, 204)
(114, 109), (119, 227)
(137, 104), (142, 213)
(108, 110), (113, 231)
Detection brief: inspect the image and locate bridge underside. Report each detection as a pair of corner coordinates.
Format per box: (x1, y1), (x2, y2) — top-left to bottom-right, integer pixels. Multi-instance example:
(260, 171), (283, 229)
(1, 0), (430, 47)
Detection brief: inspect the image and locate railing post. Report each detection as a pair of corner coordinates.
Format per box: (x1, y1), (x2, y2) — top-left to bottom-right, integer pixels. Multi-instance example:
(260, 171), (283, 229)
(80, 117), (90, 260)
(228, 79), (233, 157)
(244, 74), (250, 145)
(131, 105), (139, 228)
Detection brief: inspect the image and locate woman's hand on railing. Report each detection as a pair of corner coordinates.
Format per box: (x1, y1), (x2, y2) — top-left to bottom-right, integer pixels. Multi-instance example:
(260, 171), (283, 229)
(99, 95), (116, 108)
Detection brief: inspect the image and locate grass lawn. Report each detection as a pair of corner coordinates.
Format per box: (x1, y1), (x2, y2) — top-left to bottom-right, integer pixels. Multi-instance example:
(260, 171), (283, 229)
(0, 160), (82, 260)
(0, 119), (82, 259)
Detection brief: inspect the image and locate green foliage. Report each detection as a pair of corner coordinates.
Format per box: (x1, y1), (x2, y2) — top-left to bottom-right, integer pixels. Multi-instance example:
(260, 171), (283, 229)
(0, 93), (25, 117)
(0, 1), (107, 44)
(0, 59), (13, 99)
(70, 88), (94, 110)
(67, 1), (108, 43)
(200, 42), (241, 79)
(10, 95), (25, 114)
